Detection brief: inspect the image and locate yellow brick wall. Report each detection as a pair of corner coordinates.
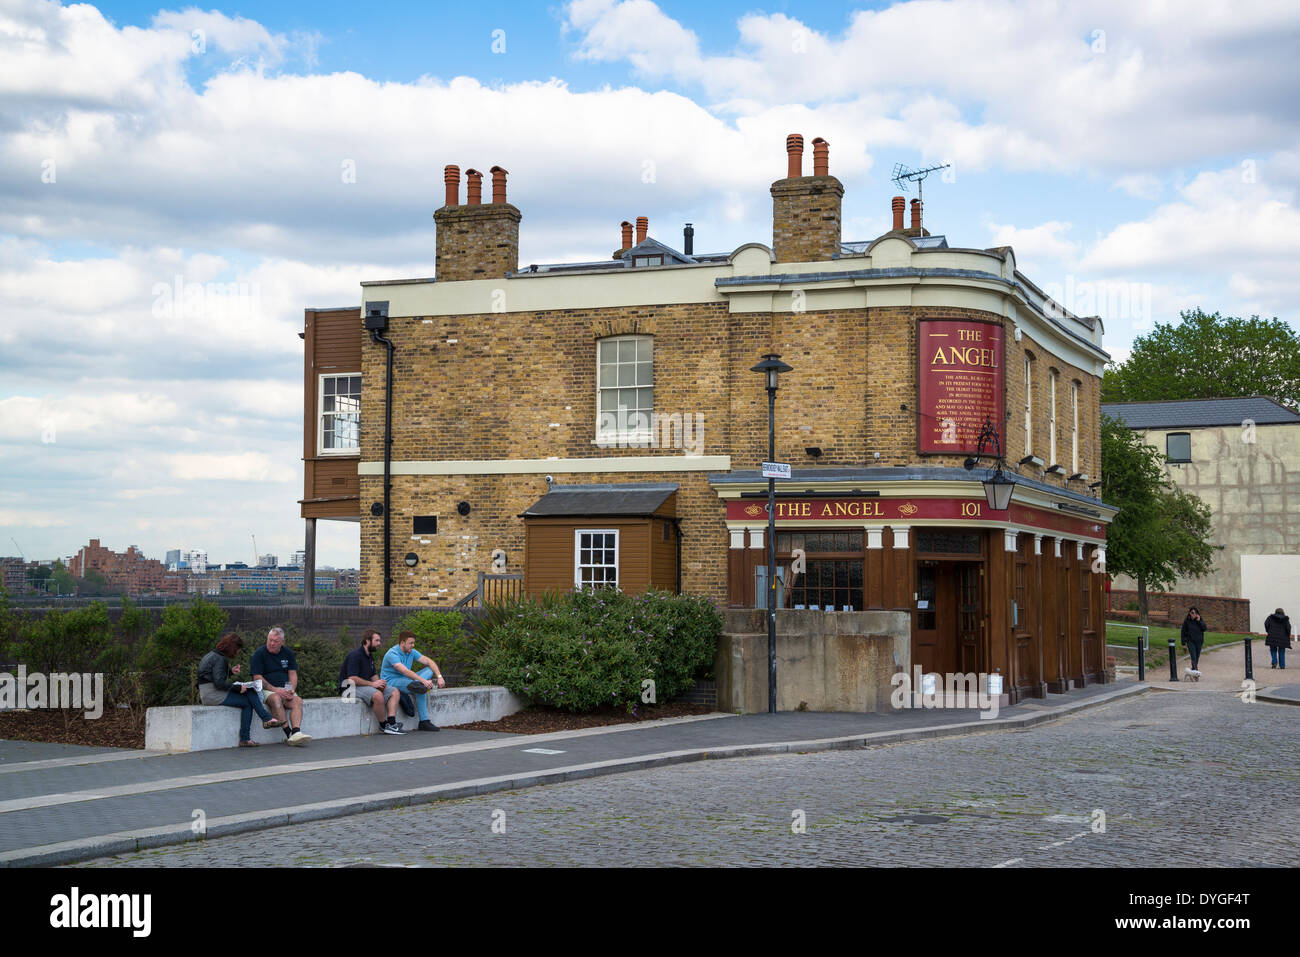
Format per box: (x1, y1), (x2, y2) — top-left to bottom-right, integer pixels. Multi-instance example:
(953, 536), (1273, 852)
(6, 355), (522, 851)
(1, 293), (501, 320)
(358, 302), (1102, 604)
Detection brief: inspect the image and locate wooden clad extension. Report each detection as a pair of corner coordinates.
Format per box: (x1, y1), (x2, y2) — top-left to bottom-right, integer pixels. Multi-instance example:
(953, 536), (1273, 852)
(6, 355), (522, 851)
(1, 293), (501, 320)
(301, 306), (362, 520)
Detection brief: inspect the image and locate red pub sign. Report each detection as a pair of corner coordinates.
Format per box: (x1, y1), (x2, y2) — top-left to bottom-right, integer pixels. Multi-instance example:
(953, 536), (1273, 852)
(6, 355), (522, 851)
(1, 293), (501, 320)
(918, 318), (1005, 454)
(725, 496), (1105, 540)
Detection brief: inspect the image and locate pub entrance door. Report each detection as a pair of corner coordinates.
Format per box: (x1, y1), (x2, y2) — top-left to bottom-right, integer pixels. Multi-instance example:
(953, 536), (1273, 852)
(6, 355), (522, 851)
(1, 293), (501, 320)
(914, 560), (984, 676)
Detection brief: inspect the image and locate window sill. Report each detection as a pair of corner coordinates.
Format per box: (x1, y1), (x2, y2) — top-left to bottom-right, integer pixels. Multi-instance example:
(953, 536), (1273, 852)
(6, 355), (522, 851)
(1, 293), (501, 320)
(317, 449), (362, 457)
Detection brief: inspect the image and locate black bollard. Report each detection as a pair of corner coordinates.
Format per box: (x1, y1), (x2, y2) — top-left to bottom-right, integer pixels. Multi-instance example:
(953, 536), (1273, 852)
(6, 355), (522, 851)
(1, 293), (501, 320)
(1244, 636), (1253, 681)
(1168, 638), (1178, 681)
(1138, 639), (1146, 682)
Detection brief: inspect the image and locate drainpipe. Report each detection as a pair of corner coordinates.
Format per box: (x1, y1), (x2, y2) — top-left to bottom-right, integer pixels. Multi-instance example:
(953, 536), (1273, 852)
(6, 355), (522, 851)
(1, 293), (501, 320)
(364, 301), (393, 606)
(671, 517), (684, 594)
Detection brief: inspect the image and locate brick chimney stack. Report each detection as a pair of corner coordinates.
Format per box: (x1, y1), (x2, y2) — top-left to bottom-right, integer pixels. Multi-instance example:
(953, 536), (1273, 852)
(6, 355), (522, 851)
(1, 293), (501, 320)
(433, 162), (521, 281)
(770, 132), (844, 263)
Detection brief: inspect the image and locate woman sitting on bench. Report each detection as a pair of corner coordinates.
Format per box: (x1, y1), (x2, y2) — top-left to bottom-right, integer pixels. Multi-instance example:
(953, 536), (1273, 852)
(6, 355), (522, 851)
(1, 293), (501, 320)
(197, 633), (283, 748)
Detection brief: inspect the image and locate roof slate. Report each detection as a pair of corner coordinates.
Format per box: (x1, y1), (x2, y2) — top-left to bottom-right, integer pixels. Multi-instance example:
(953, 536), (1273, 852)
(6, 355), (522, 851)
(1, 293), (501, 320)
(523, 483), (678, 518)
(1100, 396), (1300, 429)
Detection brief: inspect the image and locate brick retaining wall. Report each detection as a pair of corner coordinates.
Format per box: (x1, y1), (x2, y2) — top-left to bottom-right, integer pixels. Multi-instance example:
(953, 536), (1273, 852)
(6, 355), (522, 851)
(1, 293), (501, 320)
(1107, 590), (1251, 633)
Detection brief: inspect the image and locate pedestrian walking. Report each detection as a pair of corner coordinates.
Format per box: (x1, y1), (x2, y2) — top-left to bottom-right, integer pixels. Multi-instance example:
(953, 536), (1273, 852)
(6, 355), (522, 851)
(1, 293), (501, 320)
(1264, 607), (1292, 670)
(1181, 607), (1207, 680)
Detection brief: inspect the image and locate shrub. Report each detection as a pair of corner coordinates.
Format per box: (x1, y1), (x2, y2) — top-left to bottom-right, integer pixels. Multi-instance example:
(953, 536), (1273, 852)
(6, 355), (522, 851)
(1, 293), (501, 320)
(473, 589), (720, 712)
(15, 601), (116, 675)
(289, 629), (354, 700)
(136, 597), (229, 705)
(397, 609), (472, 675)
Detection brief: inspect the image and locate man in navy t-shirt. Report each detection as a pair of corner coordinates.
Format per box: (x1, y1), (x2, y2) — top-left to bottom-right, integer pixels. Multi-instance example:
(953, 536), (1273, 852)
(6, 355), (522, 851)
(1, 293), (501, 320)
(250, 627), (310, 745)
(339, 629), (404, 734)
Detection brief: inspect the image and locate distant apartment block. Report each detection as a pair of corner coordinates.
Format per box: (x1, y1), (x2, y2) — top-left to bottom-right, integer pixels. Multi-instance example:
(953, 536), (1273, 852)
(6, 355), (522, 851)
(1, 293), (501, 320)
(1, 557), (27, 595)
(70, 539), (171, 594)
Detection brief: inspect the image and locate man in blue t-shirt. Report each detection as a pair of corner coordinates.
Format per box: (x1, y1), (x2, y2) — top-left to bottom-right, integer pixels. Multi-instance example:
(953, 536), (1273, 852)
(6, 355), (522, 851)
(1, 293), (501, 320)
(380, 630), (446, 731)
(250, 627), (311, 745)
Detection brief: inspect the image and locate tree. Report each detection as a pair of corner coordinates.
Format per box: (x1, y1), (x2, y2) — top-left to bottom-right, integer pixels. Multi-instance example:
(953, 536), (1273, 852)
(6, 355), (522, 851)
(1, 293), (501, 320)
(1101, 309), (1300, 411)
(48, 560), (76, 597)
(1101, 414), (1216, 621)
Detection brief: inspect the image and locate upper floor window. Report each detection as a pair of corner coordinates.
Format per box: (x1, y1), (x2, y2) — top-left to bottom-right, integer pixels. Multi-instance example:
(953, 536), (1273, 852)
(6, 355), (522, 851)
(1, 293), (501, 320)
(1166, 432), (1192, 463)
(1024, 354), (1034, 456)
(633, 255), (663, 267)
(597, 336), (653, 441)
(1048, 369), (1059, 465)
(1071, 380), (1081, 472)
(319, 374), (361, 454)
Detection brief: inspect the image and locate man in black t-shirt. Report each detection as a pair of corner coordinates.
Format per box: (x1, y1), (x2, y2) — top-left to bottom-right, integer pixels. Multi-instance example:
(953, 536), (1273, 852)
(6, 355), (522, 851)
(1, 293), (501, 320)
(339, 629), (404, 734)
(250, 627), (310, 745)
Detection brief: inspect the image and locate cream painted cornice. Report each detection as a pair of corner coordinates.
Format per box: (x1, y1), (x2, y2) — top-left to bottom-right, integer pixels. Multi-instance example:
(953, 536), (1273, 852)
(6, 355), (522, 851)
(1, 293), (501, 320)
(358, 455), (731, 476)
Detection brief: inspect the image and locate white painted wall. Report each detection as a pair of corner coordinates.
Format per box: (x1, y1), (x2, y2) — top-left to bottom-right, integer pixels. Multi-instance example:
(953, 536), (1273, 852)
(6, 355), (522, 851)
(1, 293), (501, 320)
(1240, 554), (1300, 635)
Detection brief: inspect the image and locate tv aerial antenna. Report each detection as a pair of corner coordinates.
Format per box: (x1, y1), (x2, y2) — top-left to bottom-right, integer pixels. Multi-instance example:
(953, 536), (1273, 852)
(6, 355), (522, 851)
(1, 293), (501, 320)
(890, 162), (951, 230)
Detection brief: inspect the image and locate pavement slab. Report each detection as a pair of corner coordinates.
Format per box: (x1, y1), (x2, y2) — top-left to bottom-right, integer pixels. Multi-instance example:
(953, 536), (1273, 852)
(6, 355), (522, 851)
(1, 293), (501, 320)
(0, 682), (1142, 865)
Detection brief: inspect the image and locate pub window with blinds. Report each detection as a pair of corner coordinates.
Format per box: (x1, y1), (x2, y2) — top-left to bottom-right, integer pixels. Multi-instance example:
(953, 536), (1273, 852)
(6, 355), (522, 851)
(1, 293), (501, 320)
(777, 531), (864, 611)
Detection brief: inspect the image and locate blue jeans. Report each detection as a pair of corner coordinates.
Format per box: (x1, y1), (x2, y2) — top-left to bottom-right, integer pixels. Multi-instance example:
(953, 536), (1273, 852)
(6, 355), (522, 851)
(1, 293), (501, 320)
(1271, 647), (1287, 668)
(387, 668), (433, 721)
(222, 689), (274, 742)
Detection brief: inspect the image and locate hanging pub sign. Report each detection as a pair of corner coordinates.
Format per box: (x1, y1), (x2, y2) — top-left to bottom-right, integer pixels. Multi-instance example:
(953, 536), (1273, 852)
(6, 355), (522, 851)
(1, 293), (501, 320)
(918, 318), (1005, 454)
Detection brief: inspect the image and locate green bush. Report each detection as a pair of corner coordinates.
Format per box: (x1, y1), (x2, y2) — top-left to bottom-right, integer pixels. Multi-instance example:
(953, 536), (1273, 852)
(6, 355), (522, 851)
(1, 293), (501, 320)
(473, 589), (720, 712)
(397, 609), (472, 674)
(288, 631), (354, 700)
(15, 601), (117, 675)
(136, 596), (229, 705)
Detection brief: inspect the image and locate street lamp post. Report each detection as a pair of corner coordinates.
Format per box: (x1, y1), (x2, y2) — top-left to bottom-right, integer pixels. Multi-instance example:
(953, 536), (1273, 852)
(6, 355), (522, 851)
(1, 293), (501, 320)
(751, 353), (792, 714)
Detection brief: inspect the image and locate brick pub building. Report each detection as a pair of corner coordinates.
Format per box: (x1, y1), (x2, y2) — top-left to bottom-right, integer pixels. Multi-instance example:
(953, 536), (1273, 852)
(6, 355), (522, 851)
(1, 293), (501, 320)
(307, 136), (1117, 703)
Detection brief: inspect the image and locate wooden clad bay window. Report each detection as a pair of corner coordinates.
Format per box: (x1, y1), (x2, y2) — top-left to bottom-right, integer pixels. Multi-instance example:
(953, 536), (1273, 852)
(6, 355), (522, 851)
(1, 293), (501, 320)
(319, 373), (361, 454)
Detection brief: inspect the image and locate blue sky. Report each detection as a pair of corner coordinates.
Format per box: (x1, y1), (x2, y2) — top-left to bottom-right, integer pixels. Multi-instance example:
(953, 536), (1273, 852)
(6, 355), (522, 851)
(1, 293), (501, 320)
(2, 0), (1298, 570)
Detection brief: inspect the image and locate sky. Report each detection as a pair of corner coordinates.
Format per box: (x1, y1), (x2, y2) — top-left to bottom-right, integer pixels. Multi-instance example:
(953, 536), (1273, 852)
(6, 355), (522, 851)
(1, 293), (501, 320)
(1, 0), (1298, 569)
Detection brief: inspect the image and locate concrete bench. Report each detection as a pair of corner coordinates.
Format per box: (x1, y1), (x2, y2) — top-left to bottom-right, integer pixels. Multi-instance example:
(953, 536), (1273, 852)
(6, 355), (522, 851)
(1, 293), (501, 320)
(145, 686), (524, 752)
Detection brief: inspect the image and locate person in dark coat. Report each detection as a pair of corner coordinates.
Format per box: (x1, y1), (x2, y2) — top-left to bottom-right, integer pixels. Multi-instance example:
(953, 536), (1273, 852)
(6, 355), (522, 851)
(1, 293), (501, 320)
(1180, 607), (1207, 675)
(1264, 608), (1292, 669)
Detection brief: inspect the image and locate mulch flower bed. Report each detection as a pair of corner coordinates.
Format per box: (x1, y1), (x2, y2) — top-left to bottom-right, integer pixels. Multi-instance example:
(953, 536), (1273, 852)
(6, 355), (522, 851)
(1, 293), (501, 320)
(446, 701), (718, 734)
(0, 708), (146, 750)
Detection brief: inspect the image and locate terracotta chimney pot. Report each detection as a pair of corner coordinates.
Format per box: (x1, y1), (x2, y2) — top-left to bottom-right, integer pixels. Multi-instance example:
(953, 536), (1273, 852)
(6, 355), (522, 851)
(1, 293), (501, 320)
(465, 168), (483, 205)
(892, 196), (905, 230)
(811, 137), (829, 176)
(621, 221), (634, 251)
(489, 165), (508, 204)
(443, 165), (460, 207)
(786, 133), (804, 178)
(636, 216), (648, 244)
(911, 198), (922, 229)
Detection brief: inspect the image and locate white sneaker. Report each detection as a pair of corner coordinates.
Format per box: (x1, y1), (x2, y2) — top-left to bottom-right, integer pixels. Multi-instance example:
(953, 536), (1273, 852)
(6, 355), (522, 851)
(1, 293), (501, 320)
(286, 730), (311, 746)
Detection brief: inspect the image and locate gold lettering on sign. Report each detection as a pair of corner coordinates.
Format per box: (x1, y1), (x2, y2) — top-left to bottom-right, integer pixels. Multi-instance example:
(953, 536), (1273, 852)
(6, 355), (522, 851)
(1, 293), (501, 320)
(930, 347), (999, 368)
(961, 501), (980, 518)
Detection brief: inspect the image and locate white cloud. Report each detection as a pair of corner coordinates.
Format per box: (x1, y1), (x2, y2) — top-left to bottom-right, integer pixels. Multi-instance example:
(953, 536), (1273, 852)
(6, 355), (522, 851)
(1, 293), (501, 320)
(1113, 174), (1163, 201)
(987, 220), (1079, 267)
(563, 0), (1300, 172)
(164, 451), (295, 483)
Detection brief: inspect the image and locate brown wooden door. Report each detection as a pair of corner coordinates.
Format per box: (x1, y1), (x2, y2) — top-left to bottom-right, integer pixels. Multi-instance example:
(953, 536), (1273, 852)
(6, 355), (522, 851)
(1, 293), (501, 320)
(914, 563), (955, 675)
(956, 562), (982, 674)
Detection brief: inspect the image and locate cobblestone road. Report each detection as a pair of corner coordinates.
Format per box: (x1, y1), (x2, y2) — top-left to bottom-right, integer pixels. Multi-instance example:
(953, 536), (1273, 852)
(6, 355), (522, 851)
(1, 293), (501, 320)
(85, 690), (1300, 867)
